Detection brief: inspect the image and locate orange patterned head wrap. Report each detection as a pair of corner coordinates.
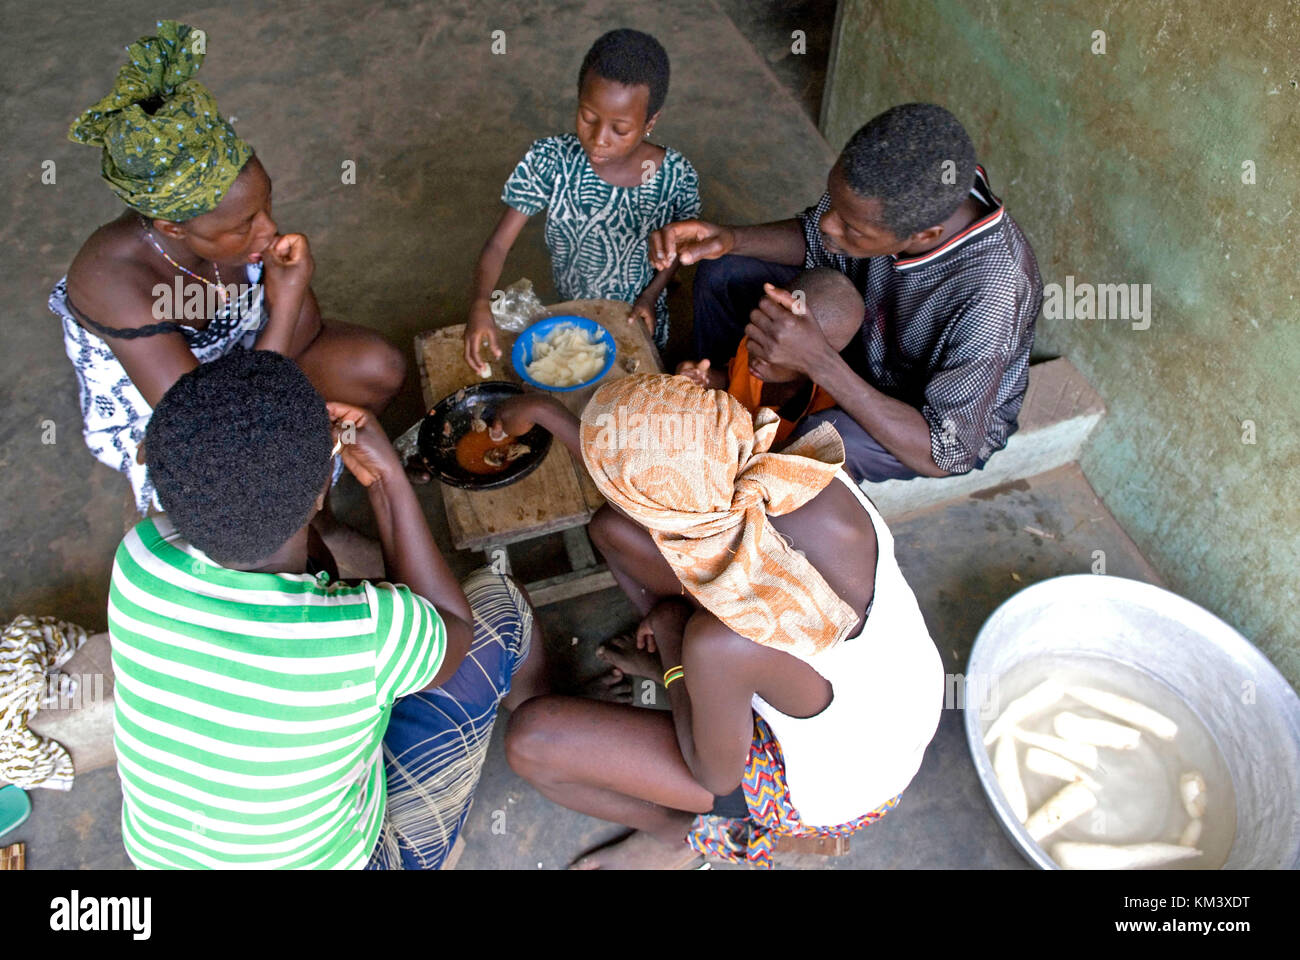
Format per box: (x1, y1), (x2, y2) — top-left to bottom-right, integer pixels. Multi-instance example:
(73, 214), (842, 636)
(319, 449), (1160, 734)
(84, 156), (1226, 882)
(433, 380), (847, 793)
(579, 374), (858, 657)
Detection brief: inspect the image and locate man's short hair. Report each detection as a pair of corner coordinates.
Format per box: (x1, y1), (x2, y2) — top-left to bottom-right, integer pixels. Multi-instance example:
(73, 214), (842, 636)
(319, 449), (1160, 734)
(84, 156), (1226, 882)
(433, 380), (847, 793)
(579, 29), (671, 119)
(839, 103), (976, 238)
(145, 349), (333, 564)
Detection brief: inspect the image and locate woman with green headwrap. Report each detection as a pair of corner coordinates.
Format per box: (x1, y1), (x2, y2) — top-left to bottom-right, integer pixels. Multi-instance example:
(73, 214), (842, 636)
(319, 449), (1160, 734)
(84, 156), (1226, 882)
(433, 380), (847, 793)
(50, 20), (405, 515)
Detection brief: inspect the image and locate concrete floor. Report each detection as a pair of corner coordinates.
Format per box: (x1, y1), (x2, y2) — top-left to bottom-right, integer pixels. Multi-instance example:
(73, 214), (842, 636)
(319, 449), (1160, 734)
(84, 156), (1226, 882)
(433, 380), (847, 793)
(1, 1), (1166, 870)
(1, 0), (838, 631)
(9, 464), (1165, 869)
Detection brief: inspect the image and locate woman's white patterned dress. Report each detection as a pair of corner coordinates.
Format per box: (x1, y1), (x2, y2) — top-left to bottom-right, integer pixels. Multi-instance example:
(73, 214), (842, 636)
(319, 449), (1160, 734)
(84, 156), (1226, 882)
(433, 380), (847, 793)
(48, 264), (267, 512)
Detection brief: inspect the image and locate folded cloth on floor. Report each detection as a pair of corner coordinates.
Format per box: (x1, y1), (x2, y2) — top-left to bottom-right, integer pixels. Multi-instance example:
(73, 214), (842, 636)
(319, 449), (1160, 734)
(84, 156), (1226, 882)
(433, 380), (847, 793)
(0, 615), (89, 790)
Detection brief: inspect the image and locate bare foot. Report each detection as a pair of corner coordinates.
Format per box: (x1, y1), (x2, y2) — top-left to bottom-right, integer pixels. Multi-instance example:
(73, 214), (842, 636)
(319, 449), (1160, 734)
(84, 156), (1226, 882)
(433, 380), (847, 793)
(595, 634), (661, 680)
(579, 666), (634, 704)
(570, 830), (702, 870)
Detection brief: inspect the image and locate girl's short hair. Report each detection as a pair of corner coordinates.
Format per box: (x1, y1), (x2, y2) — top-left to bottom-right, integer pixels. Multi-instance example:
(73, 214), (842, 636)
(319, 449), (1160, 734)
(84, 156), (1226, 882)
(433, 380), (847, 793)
(579, 29), (670, 119)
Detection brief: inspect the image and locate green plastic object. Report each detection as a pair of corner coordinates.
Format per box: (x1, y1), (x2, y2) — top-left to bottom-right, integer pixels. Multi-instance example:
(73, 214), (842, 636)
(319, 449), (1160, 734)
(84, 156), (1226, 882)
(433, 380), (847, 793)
(0, 784), (31, 838)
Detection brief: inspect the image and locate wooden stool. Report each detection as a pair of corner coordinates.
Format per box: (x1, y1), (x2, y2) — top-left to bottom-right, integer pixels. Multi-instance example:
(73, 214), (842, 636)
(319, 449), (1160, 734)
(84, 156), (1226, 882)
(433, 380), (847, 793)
(0, 843), (25, 870)
(414, 299), (662, 607)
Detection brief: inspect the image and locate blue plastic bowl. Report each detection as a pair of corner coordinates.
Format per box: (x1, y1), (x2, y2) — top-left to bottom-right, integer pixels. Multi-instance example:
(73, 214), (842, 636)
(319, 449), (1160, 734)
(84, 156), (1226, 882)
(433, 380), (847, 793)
(512, 315), (617, 392)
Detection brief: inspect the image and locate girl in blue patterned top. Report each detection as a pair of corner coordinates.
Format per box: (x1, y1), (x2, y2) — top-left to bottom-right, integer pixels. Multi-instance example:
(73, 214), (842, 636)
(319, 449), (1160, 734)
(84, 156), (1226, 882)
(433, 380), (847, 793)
(463, 29), (701, 367)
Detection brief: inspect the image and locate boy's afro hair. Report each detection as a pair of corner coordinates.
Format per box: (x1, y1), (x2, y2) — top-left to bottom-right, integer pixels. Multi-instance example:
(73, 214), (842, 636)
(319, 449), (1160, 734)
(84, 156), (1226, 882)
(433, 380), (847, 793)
(579, 29), (670, 119)
(144, 348), (334, 565)
(839, 103), (977, 239)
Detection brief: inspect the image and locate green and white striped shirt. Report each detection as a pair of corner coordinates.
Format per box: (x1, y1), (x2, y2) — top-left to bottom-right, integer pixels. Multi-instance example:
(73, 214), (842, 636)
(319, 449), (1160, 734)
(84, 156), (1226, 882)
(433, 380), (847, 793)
(108, 517), (445, 869)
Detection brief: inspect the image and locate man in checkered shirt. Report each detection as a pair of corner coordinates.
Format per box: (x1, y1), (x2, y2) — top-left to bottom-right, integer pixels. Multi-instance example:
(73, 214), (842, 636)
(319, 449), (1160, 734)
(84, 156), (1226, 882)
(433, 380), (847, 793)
(650, 103), (1042, 483)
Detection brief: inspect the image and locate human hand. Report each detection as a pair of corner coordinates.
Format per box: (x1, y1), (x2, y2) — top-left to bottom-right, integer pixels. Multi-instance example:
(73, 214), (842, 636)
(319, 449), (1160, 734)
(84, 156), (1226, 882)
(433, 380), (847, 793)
(325, 401), (402, 488)
(464, 300), (501, 377)
(745, 283), (833, 378)
(674, 358), (713, 388)
(648, 219), (735, 270)
(490, 393), (549, 440)
(261, 233), (314, 303)
(628, 296), (656, 336)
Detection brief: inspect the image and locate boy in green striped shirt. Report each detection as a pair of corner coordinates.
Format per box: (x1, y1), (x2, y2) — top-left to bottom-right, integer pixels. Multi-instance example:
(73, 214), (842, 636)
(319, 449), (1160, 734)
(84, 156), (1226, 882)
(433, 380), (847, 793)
(110, 349), (547, 868)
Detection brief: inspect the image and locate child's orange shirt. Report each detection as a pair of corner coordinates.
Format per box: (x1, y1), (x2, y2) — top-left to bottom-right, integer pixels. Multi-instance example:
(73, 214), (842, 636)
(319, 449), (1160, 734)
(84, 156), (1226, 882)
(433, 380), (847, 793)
(726, 337), (837, 446)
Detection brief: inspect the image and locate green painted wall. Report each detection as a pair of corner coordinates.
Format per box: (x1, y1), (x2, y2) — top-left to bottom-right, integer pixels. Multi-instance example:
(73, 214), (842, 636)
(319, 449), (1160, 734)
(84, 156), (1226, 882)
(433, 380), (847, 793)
(821, 0), (1298, 685)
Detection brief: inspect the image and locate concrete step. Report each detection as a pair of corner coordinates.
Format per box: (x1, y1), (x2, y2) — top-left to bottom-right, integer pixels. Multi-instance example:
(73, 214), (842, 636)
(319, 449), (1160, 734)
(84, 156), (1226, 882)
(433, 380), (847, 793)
(864, 357), (1106, 519)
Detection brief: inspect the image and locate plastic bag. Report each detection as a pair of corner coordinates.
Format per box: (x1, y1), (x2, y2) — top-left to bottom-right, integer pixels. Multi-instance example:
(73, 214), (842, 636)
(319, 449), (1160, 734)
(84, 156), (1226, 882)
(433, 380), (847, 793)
(489, 278), (546, 332)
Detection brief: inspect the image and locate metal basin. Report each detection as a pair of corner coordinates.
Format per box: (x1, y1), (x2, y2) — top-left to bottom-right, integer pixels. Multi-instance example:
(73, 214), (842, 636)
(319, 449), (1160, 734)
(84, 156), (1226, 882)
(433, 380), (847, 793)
(964, 574), (1300, 869)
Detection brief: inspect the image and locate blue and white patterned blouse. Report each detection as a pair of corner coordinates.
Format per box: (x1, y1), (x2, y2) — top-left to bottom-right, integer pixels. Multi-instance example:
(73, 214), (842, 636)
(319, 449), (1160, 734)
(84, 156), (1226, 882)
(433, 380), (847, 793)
(501, 133), (701, 349)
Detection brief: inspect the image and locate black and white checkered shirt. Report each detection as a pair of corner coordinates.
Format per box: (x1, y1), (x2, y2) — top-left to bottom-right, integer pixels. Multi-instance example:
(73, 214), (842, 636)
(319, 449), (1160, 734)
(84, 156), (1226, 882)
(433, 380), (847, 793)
(799, 166), (1042, 474)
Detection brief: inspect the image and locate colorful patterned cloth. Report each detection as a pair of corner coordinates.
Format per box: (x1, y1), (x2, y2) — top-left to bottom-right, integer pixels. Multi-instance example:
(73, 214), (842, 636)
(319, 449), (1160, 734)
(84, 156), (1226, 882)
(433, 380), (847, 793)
(501, 134), (701, 349)
(686, 714), (900, 868)
(578, 373), (858, 658)
(69, 20), (251, 221)
(0, 615), (89, 790)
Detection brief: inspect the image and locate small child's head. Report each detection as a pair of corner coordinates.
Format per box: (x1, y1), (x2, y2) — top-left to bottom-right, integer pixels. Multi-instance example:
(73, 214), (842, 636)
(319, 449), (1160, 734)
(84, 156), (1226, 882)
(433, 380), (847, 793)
(751, 268), (863, 384)
(575, 29), (670, 168)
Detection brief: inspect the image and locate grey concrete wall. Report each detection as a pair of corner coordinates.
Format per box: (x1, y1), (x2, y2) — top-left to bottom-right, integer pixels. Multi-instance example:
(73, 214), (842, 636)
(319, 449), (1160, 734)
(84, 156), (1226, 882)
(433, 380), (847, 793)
(820, 0), (1298, 687)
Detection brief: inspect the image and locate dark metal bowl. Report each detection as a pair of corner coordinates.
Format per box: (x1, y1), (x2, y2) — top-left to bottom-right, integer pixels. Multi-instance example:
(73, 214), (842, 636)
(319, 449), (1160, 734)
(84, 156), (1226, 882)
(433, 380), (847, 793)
(417, 381), (552, 491)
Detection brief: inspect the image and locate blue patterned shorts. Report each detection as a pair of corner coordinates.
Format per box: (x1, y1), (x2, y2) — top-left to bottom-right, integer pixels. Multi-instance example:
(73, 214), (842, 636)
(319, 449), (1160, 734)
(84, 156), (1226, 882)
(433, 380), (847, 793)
(366, 568), (533, 869)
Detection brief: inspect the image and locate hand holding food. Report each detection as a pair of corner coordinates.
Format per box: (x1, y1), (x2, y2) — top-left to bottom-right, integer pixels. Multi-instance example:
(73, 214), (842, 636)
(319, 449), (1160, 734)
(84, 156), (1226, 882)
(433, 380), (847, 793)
(464, 300), (502, 377)
(325, 401), (399, 488)
(628, 297), (655, 335)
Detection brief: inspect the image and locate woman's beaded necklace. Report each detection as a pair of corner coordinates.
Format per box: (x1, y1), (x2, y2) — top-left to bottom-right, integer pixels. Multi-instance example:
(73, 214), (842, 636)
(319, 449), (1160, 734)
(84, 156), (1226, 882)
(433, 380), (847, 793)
(140, 224), (228, 307)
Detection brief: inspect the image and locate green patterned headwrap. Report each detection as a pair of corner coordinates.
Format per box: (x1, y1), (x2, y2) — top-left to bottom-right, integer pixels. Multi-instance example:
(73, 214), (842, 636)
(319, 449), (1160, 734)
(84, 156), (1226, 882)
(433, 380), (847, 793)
(68, 20), (252, 222)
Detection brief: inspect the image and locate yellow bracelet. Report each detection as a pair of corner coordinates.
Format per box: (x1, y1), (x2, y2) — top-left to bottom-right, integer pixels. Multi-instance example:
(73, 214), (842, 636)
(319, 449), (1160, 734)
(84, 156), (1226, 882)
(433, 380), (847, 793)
(663, 666), (685, 687)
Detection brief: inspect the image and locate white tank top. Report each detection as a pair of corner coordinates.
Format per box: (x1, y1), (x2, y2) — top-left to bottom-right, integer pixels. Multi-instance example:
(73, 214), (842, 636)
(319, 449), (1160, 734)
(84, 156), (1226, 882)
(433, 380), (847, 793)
(751, 471), (944, 826)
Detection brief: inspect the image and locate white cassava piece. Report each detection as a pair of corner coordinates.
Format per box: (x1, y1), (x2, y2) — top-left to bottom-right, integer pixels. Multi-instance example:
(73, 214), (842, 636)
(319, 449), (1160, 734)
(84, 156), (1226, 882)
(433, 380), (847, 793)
(1065, 685), (1178, 740)
(1180, 771), (1207, 819)
(994, 735), (1028, 822)
(1023, 747), (1100, 791)
(1025, 781), (1097, 842)
(1179, 818), (1203, 848)
(1051, 841), (1201, 870)
(1011, 728), (1099, 769)
(1053, 711), (1142, 750)
(982, 678), (1065, 745)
